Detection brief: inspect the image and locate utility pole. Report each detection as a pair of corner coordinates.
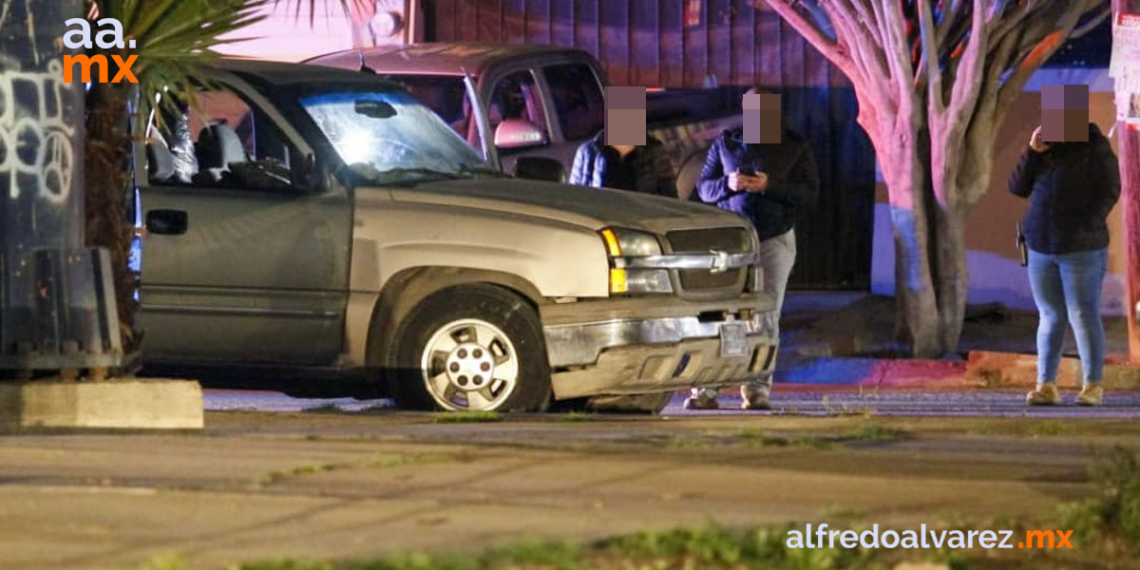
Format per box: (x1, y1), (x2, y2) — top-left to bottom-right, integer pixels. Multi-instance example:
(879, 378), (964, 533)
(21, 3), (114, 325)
(0, 0), (121, 378)
(1114, 0), (1140, 364)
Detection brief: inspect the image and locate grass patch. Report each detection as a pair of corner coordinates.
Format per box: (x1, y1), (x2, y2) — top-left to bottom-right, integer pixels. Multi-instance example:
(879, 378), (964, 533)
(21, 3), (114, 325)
(842, 423), (909, 442)
(133, 524), (970, 570)
(735, 428), (834, 450)
(1055, 446), (1140, 554)
(1026, 420), (1070, 437)
(557, 412), (595, 423)
(432, 411), (504, 424)
(257, 453), (451, 487)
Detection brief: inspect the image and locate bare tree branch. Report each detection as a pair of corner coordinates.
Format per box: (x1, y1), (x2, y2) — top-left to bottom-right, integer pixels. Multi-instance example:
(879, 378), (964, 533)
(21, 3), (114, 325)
(918, 0), (944, 113)
(996, 0), (1103, 125)
(762, 0), (853, 73)
(1072, 5), (1111, 39)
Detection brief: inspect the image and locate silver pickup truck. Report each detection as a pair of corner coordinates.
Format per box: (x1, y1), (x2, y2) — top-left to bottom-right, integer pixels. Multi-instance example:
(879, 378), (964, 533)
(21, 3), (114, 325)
(136, 60), (776, 413)
(307, 43), (741, 199)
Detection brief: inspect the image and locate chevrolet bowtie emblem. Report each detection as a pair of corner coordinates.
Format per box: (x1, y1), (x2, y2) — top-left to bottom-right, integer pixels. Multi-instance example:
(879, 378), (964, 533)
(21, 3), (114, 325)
(709, 250), (730, 274)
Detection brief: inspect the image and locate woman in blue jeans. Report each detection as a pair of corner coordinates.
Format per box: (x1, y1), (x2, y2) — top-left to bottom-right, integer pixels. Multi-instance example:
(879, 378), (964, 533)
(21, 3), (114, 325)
(1009, 123), (1120, 406)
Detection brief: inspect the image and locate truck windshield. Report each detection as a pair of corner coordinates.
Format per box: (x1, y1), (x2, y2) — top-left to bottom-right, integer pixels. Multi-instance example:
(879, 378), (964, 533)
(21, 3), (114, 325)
(298, 90), (495, 184)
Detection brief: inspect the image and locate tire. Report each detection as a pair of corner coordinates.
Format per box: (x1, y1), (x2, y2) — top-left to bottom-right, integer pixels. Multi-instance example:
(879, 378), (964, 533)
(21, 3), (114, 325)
(581, 391), (676, 415)
(390, 284), (552, 412)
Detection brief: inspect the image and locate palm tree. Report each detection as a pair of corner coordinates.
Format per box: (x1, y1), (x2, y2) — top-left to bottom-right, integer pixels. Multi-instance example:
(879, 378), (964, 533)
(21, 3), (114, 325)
(84, 0), (358, 369)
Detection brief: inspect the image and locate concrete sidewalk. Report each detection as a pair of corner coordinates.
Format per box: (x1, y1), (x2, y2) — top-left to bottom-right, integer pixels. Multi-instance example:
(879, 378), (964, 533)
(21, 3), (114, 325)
(1, 410), (1135, 570)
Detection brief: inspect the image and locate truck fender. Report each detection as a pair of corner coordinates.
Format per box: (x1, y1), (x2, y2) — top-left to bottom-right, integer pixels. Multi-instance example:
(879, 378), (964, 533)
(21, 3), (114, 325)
(363, 266), (547, 371)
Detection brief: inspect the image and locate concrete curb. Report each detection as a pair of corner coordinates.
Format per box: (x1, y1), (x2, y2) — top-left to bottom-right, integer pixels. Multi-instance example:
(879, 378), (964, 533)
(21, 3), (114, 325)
(777, 357), (967, 388)
(0, 379), (204, 432)
(965, 351), (1140, 390)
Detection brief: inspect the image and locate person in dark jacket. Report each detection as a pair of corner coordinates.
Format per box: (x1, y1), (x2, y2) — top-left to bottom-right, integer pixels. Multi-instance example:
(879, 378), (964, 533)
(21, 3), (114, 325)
(1010, 122), (1120, 407)
(568, 130), (677, 197)
(684, 88), (820, 411)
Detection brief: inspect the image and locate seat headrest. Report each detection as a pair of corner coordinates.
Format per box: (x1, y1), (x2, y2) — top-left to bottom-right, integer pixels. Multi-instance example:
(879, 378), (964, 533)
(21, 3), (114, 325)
(146, 139), (176, 182)
(196, 124), (245, 170)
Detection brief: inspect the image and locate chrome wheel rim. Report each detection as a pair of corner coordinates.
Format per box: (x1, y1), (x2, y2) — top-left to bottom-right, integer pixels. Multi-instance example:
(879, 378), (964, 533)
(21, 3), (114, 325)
(420, 319), (519, 411)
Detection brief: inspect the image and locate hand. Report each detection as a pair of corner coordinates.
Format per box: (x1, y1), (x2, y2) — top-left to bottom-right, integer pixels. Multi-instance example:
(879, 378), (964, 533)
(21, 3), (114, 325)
(744, 172), (770, 194)
(728, 171), (746, 192)
(1030, 126), (1050, 153)
(729, 171), (768, 193)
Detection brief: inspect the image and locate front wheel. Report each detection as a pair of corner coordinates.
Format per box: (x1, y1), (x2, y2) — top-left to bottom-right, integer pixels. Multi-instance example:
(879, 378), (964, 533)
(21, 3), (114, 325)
(391, 285), (552, 412)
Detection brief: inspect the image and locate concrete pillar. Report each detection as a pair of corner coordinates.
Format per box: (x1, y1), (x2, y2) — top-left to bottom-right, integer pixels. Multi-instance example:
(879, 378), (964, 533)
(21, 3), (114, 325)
(0, 0), (121, 376)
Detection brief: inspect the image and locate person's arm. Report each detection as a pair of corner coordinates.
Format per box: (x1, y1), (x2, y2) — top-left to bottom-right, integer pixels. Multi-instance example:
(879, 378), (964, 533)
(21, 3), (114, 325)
(695, 136), (731, 203)
(762, 142), (820, 208)
(1093, 138), (1122, 219)
(568, 143), (592, 187)
(1008, 147), (1044, 198)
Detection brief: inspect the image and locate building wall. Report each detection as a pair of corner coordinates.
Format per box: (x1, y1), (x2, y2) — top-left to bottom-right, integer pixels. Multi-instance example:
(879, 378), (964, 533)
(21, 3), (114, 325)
(870, 68), (1127, 315)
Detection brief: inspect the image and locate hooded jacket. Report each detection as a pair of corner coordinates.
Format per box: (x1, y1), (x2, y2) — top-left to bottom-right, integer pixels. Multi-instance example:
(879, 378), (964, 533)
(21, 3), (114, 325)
(568, 131), (677, 198)
(1008, 123), (1121, 254)
(696, 127), (820, 241)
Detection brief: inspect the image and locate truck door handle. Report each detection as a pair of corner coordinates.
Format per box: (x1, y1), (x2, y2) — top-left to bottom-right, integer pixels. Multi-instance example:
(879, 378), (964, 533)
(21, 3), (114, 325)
(146, 209), (188, 236)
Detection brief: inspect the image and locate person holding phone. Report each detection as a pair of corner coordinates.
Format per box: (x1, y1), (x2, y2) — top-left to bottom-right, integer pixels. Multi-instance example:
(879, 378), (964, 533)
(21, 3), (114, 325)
(1010, 122), (1120, 407)
(685, 87), (820, 411)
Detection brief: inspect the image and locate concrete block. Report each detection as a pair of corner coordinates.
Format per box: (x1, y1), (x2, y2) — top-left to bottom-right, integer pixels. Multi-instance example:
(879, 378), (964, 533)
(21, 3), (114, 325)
(966, 351), (1140, 390)
(0, 380), (203, 432)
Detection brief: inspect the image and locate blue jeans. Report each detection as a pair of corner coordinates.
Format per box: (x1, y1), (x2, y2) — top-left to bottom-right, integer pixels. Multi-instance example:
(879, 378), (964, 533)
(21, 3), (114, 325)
(1027, 248), (1108, 385)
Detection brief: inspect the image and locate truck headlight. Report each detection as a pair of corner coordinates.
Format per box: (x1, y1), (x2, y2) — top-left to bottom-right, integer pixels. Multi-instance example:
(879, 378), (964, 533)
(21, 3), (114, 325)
(600, 228), (673, 295)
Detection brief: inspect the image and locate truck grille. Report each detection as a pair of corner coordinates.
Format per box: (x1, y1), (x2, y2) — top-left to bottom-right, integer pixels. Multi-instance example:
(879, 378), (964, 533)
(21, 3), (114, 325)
(667, 228), (750, 254)
(667, 228), (752, 294)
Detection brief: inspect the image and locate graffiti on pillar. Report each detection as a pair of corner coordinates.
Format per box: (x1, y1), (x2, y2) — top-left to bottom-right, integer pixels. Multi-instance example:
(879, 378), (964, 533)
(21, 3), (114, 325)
(0, 59), (76, 205)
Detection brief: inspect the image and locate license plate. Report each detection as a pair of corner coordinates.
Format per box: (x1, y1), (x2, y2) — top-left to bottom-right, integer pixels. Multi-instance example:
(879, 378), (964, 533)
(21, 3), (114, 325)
(719, 322), (750, 358)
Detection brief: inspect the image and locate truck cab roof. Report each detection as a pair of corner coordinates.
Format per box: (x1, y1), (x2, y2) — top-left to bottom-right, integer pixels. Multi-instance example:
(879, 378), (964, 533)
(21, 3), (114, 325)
(304, 43), (599, 77)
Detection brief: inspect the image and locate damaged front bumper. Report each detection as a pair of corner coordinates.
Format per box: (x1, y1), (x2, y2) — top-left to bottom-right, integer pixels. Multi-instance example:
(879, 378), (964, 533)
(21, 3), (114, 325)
(541, 295), (778, 399)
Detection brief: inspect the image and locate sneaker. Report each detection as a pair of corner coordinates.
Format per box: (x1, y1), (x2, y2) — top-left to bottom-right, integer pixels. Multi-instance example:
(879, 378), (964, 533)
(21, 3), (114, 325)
(683, 393), (719, 410)
(741, 386), (772, 411)
(1026, 383), (1061, 406)
(1076, 383), (1104, 407)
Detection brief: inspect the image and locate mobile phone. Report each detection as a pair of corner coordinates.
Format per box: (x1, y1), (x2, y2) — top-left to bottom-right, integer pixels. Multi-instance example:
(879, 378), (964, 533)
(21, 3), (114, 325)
(737, 166), (756, 177)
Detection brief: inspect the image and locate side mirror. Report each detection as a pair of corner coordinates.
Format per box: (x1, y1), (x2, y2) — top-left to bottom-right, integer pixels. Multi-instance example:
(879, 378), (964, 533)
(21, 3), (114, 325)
(494, 119), (547, 150)
(294, 153), (320, 190)
(513, 156), (565, 183)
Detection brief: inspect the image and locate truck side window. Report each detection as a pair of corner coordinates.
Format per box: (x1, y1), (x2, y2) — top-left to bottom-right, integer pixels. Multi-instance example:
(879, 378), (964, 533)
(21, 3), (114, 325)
(488, 70), (548, 137)
(149, 89), (301, 192)
(543, 63), (604, 142)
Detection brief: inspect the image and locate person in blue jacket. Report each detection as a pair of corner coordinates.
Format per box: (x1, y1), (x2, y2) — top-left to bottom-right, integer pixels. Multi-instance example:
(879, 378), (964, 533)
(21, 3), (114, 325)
(685, 87), (820, 411)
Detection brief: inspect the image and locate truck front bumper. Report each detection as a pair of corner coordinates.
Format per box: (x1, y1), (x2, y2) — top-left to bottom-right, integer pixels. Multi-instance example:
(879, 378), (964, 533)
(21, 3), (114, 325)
(541, 295), (778, 399)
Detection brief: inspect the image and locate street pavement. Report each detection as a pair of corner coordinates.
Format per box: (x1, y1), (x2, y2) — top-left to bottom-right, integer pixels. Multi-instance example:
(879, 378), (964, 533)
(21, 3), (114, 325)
(3, 388), (1138, 570)
(204, 387), (1140, 418)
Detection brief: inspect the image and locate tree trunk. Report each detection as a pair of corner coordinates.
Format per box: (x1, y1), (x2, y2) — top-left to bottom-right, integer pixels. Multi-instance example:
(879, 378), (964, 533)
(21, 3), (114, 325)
(930, 201), (969, 355)
(878, 131), (942, 358)
(84, 83), (141, 366)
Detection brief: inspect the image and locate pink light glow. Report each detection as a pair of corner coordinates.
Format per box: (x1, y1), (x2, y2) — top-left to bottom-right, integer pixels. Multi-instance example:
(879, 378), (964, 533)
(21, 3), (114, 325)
(214, 1), (359, 62)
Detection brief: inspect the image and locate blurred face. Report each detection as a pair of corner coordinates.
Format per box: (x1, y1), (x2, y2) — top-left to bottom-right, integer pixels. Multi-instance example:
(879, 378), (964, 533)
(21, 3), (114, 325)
(604, 86), (647, 146)
(1041, 84), (1090, 143)
(744, 89), (781, 144)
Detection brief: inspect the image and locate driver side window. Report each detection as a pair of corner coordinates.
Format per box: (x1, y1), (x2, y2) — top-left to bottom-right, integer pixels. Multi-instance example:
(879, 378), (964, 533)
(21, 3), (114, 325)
(147, 88), (303, 192)
(488, 70), (549, 142)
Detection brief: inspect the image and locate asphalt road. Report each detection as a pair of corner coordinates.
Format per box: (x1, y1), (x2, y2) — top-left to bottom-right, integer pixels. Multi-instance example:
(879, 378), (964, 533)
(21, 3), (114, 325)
(204, 387), (1140, 418)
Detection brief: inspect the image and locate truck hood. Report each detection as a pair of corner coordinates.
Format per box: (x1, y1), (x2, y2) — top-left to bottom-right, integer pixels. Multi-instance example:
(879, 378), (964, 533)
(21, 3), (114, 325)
(383, 178), (749, 235)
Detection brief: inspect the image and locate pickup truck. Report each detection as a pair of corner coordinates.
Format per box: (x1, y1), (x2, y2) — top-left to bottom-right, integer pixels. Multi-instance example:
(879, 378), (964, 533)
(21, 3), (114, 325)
(306, 43), (742, 199)
(136, 60), (776, 413)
